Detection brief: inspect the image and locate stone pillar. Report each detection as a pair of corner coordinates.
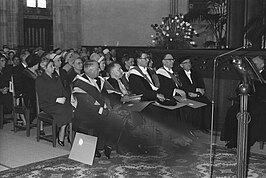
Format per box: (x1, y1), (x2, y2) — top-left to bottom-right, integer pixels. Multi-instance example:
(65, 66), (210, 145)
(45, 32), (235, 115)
(53, 0), (81, 50)
(0, 0), (22, 49)
(177, 0), (189, 15)
(170, 0), (178, 16)
(170, 0), (189, 16)
(227, 0), (245, 48)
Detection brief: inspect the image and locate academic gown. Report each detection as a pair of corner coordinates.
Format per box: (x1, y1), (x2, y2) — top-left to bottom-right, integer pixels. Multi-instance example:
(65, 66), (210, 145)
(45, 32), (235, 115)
(178, 69), (211, 130)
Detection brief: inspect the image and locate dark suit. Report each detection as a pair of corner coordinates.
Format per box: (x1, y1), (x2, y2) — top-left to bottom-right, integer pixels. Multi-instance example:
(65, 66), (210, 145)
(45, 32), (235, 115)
(178, 69), (211, 130)
(178, 69), (205, 96)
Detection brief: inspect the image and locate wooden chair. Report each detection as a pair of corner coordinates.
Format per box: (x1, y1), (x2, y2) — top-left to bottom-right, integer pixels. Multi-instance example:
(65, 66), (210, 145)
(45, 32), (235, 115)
(11, 75), (36, 137)
(36, 92), (57, 147)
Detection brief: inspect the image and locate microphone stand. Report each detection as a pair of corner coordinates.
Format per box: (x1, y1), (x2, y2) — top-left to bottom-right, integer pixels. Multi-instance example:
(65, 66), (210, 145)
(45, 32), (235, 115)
(209, 46), (247, 177)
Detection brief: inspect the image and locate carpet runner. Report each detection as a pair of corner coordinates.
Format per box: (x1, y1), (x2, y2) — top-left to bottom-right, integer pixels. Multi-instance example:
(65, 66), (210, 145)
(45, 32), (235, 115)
(1, 141), (266, 178)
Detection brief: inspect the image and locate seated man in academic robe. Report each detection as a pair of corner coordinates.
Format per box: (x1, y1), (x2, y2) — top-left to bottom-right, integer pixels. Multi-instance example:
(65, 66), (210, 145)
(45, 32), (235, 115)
(178, 57), (211, 134)
(72, 60), (145, 157)
(105, 62), (149, 153)
(128, 51), (192, 146)
(156, 54), (198, 138)
(72, 60), (124, 158)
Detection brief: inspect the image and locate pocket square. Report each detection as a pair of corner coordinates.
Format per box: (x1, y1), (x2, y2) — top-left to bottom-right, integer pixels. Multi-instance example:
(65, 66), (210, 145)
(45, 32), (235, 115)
(94, 101), (100, 105)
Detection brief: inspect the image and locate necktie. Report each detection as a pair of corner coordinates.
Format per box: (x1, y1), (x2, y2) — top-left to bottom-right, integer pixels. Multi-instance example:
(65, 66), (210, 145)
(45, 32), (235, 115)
(186, 71), (193, 84)
(95, 77), (101, 89)
(142, 70), (153, 85)
(168, 72), (182, 87)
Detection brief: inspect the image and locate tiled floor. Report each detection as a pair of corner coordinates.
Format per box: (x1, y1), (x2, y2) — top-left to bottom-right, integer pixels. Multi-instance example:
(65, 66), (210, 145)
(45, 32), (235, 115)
(0, 122), (71, 171)
(0, 121), (265, 172)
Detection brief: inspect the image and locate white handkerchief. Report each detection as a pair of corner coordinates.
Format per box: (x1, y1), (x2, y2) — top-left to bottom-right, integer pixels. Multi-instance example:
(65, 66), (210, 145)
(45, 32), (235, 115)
(56, 97), (66, 104)
(94, 101), (100, 105)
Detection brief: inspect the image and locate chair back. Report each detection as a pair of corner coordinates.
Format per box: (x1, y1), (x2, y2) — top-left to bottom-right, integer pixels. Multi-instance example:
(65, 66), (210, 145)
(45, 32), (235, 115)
(10, 75), (25, 108)
(35, 91), (40, 115)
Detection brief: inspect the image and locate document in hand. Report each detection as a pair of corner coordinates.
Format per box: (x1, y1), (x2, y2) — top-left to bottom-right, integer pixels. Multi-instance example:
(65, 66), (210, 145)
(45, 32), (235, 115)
(173, 96), (207, 108)
(127, 94), (143, 102)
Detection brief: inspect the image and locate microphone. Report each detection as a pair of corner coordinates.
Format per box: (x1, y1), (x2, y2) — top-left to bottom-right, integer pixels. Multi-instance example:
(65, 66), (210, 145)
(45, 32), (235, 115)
(215, 43), (252, 65)
(209, 42), (252, 174)
(217, 43), (251, 58)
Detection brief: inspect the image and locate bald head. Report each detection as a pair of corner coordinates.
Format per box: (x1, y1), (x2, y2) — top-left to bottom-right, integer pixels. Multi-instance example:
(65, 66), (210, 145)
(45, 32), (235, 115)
(90, 53), (101, 62)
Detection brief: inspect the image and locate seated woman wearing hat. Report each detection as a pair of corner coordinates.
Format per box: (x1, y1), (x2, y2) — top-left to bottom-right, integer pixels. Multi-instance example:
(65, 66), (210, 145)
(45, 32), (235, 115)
(35, 57), (73, 146)
(20, 54), (42, 125)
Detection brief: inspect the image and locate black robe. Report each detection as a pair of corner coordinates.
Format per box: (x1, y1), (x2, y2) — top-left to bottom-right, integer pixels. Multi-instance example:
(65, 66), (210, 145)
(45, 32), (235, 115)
(178, 69), (211, 130)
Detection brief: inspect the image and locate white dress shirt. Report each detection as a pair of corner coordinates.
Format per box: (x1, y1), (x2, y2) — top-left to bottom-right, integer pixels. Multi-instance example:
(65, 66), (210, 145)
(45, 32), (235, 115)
(185, 70), (193, 84)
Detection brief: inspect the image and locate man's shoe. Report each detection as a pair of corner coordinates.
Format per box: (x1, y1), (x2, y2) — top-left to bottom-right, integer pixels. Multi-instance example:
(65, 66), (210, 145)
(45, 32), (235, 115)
(104, 145), (112, 159)
(95, 150), (101, 158)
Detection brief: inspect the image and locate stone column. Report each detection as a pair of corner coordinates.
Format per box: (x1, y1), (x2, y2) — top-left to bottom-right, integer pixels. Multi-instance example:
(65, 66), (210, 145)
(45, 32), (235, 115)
(170, 0), (189, 16)
(53, 0), (81, 50)
(0, 0), (22, 49)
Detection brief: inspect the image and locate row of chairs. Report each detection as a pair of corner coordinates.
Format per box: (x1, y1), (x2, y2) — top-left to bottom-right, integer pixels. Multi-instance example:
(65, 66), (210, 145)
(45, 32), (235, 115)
(0, 75), (60, 147)
(0, 75), (35, 136)
(2, 75), (265, 149)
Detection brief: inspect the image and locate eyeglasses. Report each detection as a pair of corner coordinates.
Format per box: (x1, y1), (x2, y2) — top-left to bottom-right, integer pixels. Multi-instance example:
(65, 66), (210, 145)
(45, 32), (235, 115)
(139, 57), (149, 60)
(164, 58), (175, 61)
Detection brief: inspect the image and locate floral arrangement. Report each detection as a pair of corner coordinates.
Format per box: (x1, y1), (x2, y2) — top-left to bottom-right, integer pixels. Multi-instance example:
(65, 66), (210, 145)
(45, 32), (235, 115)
(151, 14), (199, 49)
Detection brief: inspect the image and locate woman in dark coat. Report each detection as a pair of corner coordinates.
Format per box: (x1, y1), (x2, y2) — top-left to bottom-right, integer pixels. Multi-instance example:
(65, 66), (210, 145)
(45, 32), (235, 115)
(21, 54), (41, 123)
(35, 57), (72, 146)
(0, 55), (12, 114)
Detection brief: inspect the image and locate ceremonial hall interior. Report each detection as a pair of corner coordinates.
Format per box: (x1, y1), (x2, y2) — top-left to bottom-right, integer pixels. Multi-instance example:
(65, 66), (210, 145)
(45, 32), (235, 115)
(1, 0), (266, 177)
